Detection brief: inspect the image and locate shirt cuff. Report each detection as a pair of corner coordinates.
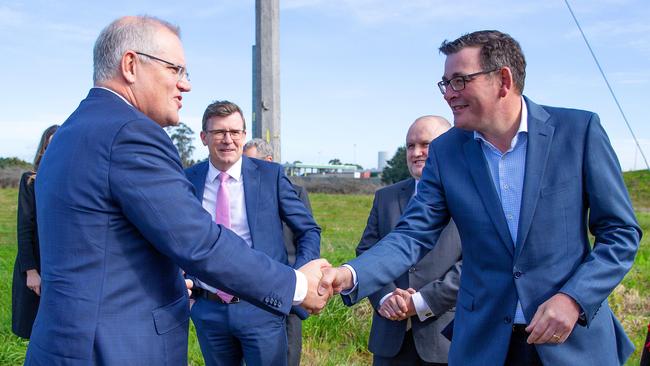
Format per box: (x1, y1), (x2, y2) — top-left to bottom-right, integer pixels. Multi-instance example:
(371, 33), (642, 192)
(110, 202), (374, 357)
(293, 269), (307, 305)
(378, 292), (393, 307)
(412, 292), (435, 321)
(339, 264), (358, 295)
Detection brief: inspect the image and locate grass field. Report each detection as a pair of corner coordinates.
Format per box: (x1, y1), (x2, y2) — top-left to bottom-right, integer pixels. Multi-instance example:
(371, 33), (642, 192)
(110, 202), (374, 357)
(0, 170), (649, 365)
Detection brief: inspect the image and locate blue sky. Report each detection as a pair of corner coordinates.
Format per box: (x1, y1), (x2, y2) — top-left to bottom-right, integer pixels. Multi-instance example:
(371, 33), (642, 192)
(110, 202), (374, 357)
(1, 0), (649, 171)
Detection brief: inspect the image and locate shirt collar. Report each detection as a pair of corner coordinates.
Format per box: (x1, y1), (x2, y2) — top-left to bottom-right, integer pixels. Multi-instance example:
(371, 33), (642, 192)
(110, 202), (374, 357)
(207, 156), (243, 182)
(473, 96), (528, 150)
(94, 87), (133, 107)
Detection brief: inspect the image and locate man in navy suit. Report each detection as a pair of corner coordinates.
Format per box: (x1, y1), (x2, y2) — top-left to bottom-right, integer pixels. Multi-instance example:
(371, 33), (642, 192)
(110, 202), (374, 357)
(243, 138), (313, 366)
(26, 16), (329, 366)
(320, 30), (641, 365)
(186, 101), (321, 366)
(357, 116), (461, 366)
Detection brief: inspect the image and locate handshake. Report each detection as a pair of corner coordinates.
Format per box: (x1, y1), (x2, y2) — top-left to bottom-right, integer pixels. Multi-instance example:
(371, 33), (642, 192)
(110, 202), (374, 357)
(296, 258), (355, 315)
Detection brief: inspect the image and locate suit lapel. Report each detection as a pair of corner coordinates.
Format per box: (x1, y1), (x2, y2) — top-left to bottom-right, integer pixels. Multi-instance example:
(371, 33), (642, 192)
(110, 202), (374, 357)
(242, 157), (260, 248)
(463, 133), (515, 256)
(398, 179), (415, 214)
(515, 98), (554, 260)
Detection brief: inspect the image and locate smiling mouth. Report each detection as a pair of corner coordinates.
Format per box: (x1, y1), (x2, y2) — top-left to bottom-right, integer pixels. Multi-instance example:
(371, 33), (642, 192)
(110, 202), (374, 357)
(451, 104), (468, 111)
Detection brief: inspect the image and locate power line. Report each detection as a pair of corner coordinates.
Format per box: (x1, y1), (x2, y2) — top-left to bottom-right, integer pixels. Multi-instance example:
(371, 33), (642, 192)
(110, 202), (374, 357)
(564, 0), (649, 171)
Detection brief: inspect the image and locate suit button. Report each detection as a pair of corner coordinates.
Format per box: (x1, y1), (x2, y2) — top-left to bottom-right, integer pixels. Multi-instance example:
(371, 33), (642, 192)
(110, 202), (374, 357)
(514, 271), (522, 279)
(504, 316), (512, 324)
(408, 267), (416, 273)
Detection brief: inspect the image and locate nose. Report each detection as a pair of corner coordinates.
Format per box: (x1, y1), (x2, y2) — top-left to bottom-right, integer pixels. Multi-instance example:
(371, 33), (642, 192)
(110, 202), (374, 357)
(178, 77), (191, 92)
(442, 85), (457, 102)
(221, 132), (234, 143)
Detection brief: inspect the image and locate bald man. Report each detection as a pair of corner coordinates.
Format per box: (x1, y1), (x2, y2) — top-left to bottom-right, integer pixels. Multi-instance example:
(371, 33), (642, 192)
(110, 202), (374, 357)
(356, 116), (462, 366)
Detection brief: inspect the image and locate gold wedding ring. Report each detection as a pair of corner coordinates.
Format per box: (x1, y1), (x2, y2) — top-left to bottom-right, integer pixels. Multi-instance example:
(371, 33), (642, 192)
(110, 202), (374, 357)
(552, 334), (561, 343)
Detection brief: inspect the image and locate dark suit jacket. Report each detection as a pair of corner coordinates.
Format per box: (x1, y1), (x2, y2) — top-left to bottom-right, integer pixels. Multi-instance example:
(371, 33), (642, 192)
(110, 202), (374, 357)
(26, 88), (298, 365)
(345, 97), (641, 366)
(185, 158), (321, 319)
(282, 184), (313, 266)
(356, 178), (461, 363)
(11, 171), (40, 338)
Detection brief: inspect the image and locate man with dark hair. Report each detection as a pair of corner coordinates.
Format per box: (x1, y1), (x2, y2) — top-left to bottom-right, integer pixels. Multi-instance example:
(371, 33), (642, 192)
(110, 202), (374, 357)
(357, 116), (461, 366)
(186, 100), (321, 366)
(320, 30), (641, 365)
(243, 137), (314, 366)
(28, 16), (329, 365)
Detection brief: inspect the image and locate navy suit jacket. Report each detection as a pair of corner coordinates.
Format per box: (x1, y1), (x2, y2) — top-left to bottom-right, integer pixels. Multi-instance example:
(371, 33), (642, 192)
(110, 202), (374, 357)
(27, 88), (297, 365)
(185, 158), (321, 319)
(345, 97), (641, 365)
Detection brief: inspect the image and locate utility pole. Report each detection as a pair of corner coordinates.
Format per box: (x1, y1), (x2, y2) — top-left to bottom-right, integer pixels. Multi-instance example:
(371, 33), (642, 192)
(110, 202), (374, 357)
(252, 0), (281, 162)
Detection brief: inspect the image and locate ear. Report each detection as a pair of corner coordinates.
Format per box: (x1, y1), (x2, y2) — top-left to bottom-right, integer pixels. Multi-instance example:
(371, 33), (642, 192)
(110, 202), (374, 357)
(497, 66), (514, 98)
(121, 51), (138, 84)
(200, 131), (208, 146)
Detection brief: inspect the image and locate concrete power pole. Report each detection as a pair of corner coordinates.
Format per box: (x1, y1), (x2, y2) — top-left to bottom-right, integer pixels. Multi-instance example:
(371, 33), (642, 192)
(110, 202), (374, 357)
(252, 0), (281, 162)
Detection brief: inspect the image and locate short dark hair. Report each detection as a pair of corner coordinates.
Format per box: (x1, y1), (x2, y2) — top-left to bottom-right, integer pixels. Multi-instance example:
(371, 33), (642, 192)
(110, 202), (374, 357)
(439, 30), (526, 93)
(201, 100), (246, 131)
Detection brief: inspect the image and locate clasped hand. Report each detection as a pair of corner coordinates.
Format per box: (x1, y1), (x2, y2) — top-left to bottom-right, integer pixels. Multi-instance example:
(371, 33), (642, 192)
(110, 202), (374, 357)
(298, 263), (356, 315)
(378, 288), (416, 321)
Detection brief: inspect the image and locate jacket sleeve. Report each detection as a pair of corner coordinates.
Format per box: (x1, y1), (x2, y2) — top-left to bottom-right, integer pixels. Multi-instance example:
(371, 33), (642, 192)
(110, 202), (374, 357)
(559, 113), (641, 326)
(356, 191), (398, 310)
(109, 119), (297, 315)
(278, 169), (321, 269)
(16, 172), (39, 272)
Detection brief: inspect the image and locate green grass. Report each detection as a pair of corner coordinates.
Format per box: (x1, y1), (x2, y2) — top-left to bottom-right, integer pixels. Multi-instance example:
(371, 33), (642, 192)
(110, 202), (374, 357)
(1, 176), (649, 365)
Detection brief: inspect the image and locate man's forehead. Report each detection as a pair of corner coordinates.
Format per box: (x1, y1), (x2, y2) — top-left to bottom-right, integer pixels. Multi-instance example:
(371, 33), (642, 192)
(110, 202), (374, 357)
(442, 47), (481, 78)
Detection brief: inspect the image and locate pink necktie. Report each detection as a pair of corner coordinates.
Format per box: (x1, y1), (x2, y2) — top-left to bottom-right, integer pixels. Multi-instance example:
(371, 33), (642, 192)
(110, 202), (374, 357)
(214, 172), (234, 303)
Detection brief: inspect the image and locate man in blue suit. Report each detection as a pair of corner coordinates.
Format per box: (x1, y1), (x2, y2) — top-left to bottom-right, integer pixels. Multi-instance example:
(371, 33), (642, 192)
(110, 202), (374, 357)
(320, 30), (641, 365)
(185, 101), (320, 366)
(27, 16), (329, 366)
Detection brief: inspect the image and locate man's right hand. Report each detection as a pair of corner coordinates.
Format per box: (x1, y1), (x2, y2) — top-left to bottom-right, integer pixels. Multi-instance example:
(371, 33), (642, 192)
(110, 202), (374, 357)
(298, 259), (332, 314)
(318, 266), (354, 296)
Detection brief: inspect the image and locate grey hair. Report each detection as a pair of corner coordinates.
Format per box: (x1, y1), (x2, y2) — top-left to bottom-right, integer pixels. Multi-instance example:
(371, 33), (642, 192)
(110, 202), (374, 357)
(93, 15), (180, 84)
(243, 138), (274, 160)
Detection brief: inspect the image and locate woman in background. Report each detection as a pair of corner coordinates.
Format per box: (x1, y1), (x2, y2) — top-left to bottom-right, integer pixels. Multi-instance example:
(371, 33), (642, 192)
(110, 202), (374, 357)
(11, 124), (58, 339)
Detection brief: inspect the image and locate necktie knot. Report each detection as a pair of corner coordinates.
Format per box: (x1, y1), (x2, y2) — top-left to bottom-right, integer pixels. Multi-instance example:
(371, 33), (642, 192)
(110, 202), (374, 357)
(218, 171), (229, 183)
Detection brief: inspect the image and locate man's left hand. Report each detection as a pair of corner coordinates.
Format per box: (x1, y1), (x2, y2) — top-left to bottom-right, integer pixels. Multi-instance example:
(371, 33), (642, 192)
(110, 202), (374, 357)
(526, 293), (580, 344)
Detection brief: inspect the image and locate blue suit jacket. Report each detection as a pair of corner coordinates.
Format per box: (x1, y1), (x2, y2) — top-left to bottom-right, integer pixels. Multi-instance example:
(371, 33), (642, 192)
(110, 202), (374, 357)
(184, 158), (321, 319)
(345, 97), (641, 365)
(27, 88), (297, 365)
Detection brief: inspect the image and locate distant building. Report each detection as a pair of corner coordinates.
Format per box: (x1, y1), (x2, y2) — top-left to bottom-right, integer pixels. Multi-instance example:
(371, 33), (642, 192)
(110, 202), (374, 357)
(284, 162), (359, 177)
(378, 151), (388, 170)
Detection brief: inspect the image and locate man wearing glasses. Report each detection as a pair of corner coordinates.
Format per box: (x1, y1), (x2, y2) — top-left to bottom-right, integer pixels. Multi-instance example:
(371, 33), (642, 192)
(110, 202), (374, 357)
(321, 30), (641, 365)
(185, 100), (321, 366)
(27, 16), (329, 366)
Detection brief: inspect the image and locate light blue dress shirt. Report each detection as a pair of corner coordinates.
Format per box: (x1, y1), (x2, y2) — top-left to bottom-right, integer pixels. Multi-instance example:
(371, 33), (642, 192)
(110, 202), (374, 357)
(473, 98), (528, 324)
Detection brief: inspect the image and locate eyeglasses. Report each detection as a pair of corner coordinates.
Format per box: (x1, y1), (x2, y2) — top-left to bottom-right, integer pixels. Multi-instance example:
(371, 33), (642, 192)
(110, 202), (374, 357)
(135, 51), (190, 82)
(206, 129), (245, 141)
(437, 68), (499, 94)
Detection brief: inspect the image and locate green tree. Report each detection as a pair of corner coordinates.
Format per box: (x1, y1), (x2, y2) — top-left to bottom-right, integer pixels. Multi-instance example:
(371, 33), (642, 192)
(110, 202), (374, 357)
(381, 146), (409, 184)
(166, 122), (196, 168)
(328, 158), (342, 165)
(0, 157), (32, 169)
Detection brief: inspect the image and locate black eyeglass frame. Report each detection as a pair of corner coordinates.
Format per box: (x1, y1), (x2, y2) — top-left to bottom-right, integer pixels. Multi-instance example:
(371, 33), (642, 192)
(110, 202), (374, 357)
(437, 68), (500, 94)
(135, 51), (189, 82)
(205, 129), (246, 141)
